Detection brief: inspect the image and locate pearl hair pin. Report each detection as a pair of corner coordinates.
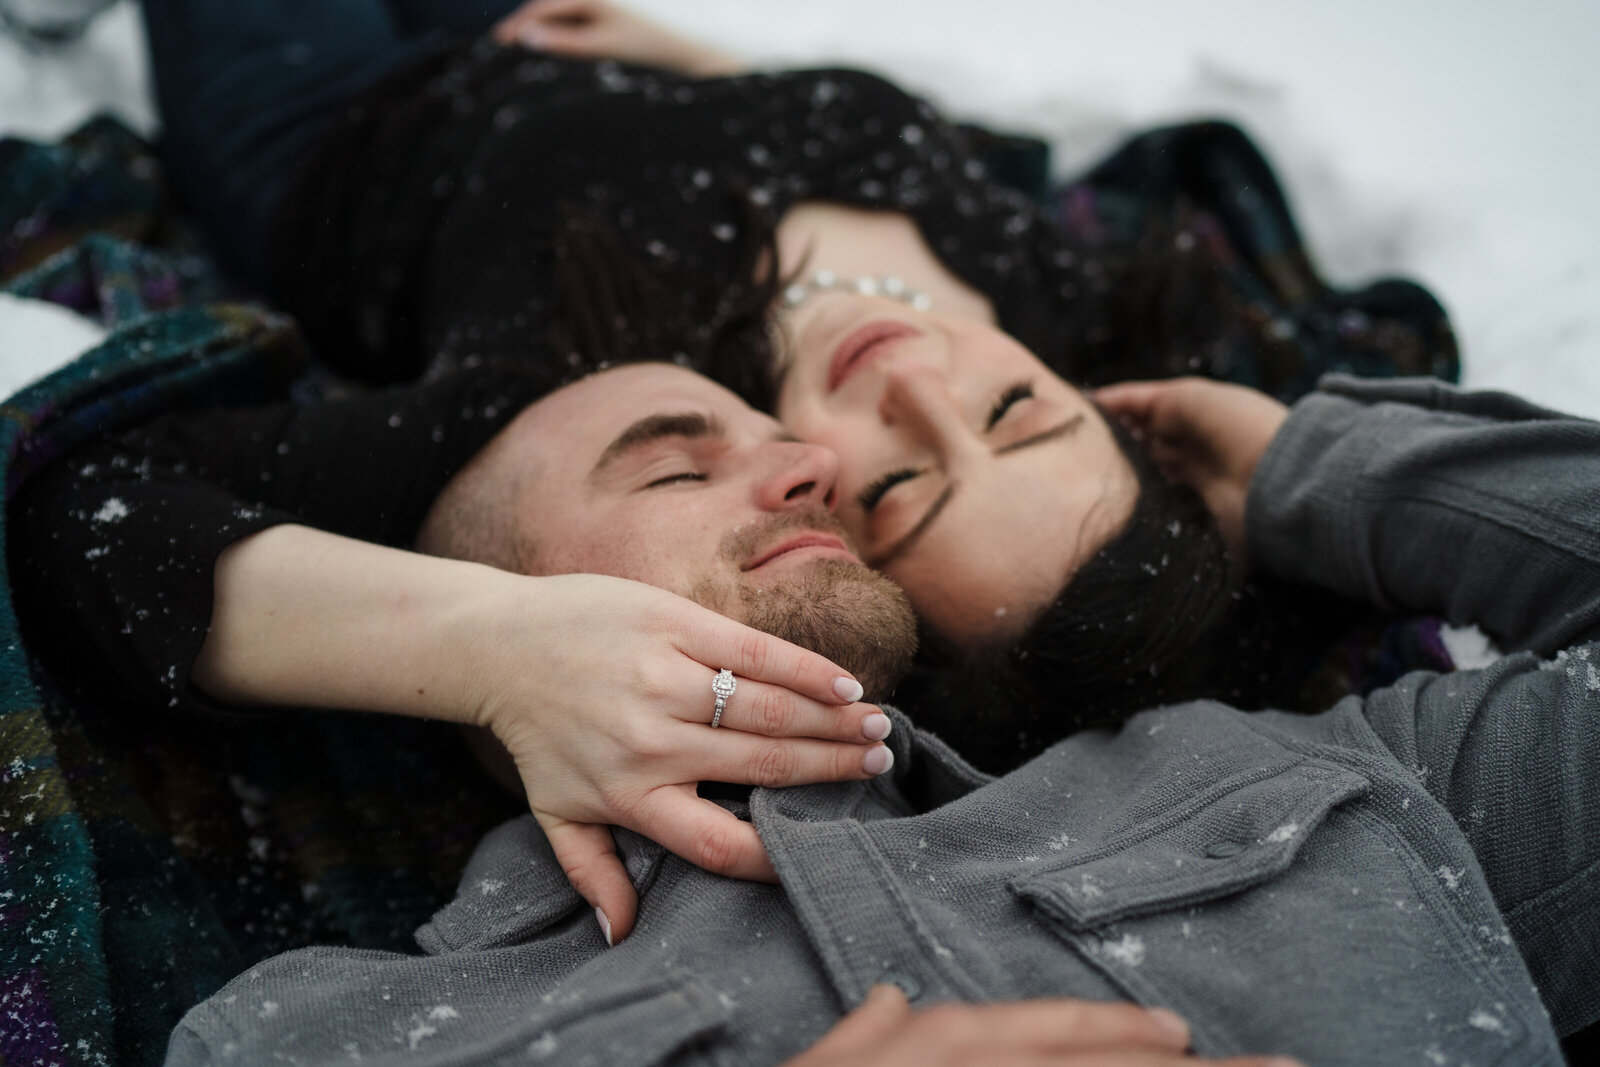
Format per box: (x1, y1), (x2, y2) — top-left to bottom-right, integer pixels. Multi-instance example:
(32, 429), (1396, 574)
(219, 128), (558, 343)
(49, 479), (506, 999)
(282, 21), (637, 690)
(782, 270), (932, 312)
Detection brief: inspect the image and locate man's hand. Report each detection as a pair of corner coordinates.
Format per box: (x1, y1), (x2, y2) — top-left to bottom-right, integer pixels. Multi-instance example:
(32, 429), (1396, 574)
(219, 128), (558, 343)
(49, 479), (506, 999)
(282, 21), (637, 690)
(784, 985), (1304, 1067)
(1094, 378), (1289, 565)
(492, 0), (744, 76)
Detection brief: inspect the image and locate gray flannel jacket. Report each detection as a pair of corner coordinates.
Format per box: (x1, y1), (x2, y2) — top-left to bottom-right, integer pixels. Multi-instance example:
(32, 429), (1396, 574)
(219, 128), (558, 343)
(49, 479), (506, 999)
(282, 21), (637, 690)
(167, 378), (1600, 1066)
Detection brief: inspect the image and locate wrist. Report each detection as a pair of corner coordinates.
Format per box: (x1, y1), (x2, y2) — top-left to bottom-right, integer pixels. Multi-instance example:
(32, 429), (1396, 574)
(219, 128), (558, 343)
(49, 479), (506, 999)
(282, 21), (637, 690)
(197, 525), (535, 726)
(426, 566), (558, 731)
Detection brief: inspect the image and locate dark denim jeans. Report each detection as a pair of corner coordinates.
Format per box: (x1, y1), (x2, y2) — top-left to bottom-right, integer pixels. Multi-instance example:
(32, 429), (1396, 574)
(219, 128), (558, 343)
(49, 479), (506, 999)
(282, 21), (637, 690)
(142, 0), (521, 282)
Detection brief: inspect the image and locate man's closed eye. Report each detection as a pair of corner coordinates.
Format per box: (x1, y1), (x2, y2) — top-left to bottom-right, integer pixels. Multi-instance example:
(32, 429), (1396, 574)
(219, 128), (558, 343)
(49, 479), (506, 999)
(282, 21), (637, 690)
(645, 471), (707, 488)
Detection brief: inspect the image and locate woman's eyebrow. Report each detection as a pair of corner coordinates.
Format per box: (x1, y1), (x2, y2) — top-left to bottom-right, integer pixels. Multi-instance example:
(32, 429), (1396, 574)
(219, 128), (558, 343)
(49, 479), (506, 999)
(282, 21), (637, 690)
(995, 413), (1084, 455)
(872, 414), (1085, 565)
(589, 412), (725, 481)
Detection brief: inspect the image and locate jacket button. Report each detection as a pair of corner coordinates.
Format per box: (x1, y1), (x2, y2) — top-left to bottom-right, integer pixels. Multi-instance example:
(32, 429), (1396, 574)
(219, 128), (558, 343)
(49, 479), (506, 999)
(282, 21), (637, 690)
(1205, 840), (1247, 858)
(883, 973), (922, 1000)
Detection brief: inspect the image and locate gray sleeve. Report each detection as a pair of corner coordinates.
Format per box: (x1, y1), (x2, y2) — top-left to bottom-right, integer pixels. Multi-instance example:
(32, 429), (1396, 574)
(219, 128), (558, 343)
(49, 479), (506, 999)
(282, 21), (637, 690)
(1250, 375), (1600, 1034)
(1246, 374), (1600, 655)
(1351, 635), (1600, 1037)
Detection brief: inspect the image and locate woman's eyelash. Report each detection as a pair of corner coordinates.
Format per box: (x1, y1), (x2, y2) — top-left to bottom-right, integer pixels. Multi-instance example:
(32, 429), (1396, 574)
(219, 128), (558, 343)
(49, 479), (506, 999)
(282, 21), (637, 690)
(645, 472), (706, 488)
(857, 468), (918, 512)
(986, 381), (1035, 430)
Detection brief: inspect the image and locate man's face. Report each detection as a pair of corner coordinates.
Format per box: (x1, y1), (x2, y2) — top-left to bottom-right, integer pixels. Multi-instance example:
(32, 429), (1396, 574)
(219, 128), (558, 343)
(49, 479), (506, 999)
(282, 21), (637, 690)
(484, 363), (915, 696)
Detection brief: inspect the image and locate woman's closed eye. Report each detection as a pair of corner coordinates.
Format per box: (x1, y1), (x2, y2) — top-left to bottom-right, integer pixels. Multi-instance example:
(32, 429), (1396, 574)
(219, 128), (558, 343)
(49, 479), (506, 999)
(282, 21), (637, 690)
(857, 467), (919, 512)
(857, 382), (1035, 512)
(986, 380), (1034, 430)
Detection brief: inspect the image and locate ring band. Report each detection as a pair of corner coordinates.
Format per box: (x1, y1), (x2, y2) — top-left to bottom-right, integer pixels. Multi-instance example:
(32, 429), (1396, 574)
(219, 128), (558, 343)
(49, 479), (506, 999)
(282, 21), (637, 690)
(711, 668), (737, 728)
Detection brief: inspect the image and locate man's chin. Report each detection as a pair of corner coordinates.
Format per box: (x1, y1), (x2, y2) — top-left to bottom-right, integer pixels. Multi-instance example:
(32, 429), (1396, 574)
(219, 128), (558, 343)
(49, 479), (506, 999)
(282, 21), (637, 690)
(735, 559), (917, 702)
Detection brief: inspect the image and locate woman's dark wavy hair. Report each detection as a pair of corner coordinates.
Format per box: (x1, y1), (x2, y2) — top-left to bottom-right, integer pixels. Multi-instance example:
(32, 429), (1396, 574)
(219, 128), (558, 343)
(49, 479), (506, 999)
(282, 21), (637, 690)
(886, 413), (1364, 774)
(545, 190), (788, 388)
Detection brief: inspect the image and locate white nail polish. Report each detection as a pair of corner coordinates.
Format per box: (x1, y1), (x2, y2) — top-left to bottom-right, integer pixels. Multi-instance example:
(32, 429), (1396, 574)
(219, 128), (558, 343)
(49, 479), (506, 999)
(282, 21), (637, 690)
(862, 745), (893, 775)
(595, 907), (614, 947)
(834, 677), (864, 703)
(862, 713), (892, 741)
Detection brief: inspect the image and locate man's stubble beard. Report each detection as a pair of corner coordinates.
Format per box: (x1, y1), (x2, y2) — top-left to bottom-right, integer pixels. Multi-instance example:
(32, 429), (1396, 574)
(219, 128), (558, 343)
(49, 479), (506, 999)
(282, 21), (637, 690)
(732, 559), (916, 703)
(690, 508), (917, 701)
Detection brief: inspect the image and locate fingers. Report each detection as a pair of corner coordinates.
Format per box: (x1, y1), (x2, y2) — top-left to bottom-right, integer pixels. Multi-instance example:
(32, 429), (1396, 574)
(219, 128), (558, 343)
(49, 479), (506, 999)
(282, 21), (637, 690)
(680, 609), (865, 706)
(838, 1004), (1190, 1062)
(692, 675), (891, 743)
(1091, 379), (1176, 428)
(787, 989), (1307, 1067)
(624, 787), (778, 881)
(1092, 378), (1212, 444)
(804, 985), (914, 1058)
(903, 999), (1191, 1055)
(1094, 378), (1288, 452)
(970, 1055), (1299, 1067)
(522, 0), (601, 18)
(492, 0), (602, 48)
(698, 730), (894, 786)
(537, 815), (640, 943)
(516, 22), (598, 53)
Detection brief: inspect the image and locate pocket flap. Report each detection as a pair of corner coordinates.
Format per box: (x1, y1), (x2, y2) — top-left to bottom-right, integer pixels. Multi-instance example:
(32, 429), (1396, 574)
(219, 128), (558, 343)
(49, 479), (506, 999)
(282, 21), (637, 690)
(1012, 760), (1369, 929)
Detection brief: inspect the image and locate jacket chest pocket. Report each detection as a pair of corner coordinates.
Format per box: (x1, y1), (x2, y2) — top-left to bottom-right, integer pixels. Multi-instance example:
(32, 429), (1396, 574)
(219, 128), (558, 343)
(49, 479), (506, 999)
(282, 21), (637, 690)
(1009, 759), (1545, 1064)
(1012, 760), (1368, 930)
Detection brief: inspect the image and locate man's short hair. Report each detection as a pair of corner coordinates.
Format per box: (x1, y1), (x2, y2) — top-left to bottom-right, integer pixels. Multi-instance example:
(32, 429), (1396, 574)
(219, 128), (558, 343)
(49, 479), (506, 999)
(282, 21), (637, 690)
(415, 430), (537, 572)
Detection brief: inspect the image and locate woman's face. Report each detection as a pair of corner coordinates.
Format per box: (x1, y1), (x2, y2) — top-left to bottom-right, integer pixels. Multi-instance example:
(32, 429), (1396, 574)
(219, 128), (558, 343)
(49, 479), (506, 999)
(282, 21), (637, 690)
(776, 294), (1139, 645)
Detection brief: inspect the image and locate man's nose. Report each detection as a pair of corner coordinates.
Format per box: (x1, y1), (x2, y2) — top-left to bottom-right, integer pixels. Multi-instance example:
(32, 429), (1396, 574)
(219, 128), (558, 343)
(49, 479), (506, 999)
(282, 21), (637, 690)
(754, 440), (841, 512)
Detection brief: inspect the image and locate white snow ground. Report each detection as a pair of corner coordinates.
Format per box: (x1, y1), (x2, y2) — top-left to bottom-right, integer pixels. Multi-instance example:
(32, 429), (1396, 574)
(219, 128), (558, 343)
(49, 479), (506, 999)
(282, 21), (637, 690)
(2, 0), (1597, 415)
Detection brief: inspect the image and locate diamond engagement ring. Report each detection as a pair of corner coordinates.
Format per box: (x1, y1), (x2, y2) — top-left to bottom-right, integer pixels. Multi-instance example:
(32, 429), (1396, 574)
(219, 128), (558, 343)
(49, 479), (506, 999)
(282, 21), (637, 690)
(710, 668), (737, 728)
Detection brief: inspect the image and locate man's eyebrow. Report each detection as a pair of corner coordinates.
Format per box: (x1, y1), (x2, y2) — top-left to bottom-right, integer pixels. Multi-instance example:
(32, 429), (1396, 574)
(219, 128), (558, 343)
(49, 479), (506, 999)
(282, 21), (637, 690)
(872, 414), (1086, 565)
(588, 412), (724, 481)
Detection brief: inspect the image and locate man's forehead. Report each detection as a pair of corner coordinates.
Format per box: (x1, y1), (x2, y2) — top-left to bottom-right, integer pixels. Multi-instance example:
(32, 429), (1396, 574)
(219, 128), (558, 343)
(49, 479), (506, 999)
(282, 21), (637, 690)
(503, 363), (779, 469)
(600, 364), (783, 430)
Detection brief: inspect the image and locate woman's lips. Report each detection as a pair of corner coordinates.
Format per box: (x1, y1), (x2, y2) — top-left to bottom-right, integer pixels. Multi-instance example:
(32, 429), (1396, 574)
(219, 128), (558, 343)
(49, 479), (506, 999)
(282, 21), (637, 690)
(827, 321), (922, 392)
(744, 533), (859, 571)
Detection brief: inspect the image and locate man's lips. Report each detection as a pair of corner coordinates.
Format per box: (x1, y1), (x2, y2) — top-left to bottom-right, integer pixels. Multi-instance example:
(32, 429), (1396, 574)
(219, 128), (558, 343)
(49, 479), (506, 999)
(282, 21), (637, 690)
(743, 533), (860, 571)
(827, 320), (921, 392)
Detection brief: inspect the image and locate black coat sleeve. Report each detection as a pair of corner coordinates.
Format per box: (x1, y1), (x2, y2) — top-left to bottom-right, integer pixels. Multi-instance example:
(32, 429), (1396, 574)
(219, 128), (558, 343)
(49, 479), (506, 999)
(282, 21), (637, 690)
(8, 368), (542, 712)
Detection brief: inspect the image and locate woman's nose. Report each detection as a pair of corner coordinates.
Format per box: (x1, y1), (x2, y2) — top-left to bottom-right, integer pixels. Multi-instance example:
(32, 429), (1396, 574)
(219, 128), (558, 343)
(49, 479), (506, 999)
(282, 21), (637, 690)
(755, 440), (841, 512)
(878, 359), (966, 445)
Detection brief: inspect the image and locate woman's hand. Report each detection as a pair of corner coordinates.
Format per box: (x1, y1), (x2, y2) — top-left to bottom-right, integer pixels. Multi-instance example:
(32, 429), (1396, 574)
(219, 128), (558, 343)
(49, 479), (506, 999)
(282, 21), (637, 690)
(784, 985), (1303, 1067)
(1094, 378), (1289, 564)
(492, 0), (744, 76)
(196, 528), (887, 946)
(462, 571), (891, 945)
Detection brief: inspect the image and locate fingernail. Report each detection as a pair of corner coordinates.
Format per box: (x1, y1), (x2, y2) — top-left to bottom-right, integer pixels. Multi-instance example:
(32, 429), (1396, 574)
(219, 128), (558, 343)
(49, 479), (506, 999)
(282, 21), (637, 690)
(518, 25), (547, 46)
(1261, 1060), (1305, 1067)
(862, 713), (892, 741)
(595, 907), (613, 947)
(833, 677), (864, 703)
(862, 745), (893, 775)
(1146, 1008), (1189, 1042)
